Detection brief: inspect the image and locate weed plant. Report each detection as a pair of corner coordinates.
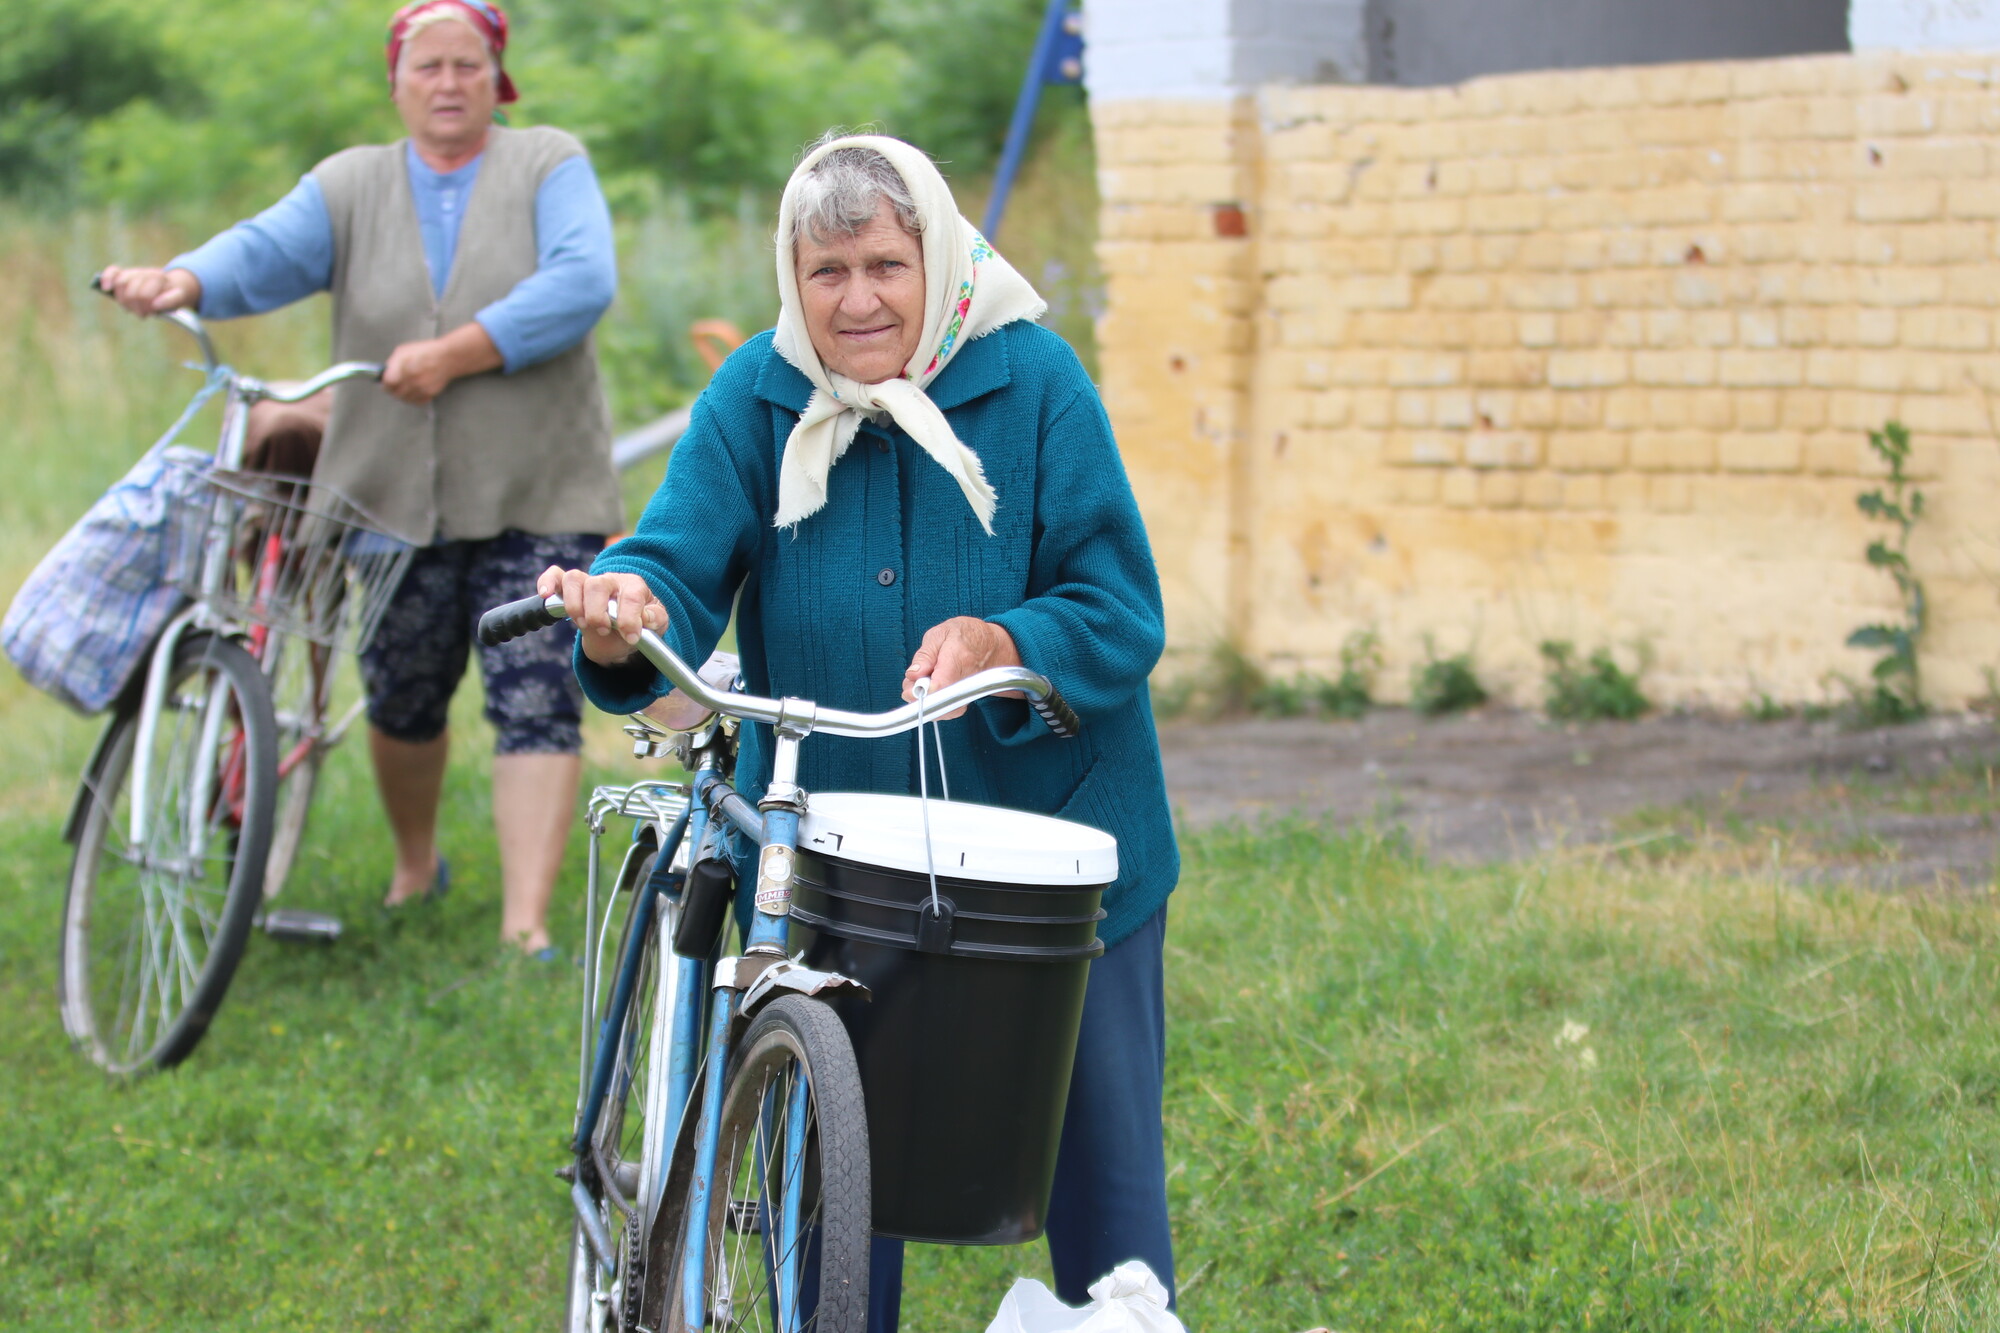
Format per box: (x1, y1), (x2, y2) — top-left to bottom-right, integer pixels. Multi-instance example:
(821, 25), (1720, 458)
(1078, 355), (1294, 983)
(1539, 640), (1649, 722)
(1410, 639), (1487, 716)
(1156, 630), (1381, 721)
(1317, 629), (1381, 720)
(1250, 671), (1312, 717)
(1150, 640), (1267, 718)
(1745, 692), (1793, 722)
(1251, 630), (1382, 719)
(1976, 667), (2000, 719)
(1846, 421), (1926, 726)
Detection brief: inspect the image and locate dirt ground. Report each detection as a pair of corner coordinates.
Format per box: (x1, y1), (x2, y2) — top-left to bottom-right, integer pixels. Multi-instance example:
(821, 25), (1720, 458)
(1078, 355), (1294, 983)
(1157, 709), (2000, 888)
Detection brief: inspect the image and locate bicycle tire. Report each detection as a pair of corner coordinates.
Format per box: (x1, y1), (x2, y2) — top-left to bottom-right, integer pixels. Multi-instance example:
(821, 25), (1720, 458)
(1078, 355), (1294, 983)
(60, 631), (278, 1073)
(649, 994), (871, 1333)
(261, 630), (332, 901)
(569, 854), (683, 1332)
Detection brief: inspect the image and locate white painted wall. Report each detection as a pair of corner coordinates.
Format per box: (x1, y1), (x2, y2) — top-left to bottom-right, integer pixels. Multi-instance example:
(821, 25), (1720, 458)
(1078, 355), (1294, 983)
(1851, 0), (2000, 50)
(1083, 0), (1237, 102)
(1083, 0), (1367, 102)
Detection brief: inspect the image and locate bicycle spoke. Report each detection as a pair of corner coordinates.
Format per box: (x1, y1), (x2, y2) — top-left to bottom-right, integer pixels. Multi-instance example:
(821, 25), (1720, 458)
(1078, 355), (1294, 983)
(184, 873), (222, 943)
(112, 903), (144, 1055)
(130, 876), (164, 1060)
(165, 886), (204, 1002)
(708, 1055), (823, 1333)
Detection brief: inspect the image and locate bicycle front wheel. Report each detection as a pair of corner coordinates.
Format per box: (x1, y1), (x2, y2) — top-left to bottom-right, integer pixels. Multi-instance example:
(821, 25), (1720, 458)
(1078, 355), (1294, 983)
(654, 995), (871, 1333)
(60, 631), (277, 1073)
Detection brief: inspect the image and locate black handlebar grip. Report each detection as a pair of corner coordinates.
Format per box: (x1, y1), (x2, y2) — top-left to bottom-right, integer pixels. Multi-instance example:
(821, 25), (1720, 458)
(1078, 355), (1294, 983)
(1031, 683), (1082, 739)
(477, 594), (561, 647)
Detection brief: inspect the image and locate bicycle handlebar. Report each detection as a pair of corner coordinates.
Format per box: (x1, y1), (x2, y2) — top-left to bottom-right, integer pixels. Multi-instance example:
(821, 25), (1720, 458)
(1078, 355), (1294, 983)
(90, 273), (381, 397)
(477, 592), (1083, 740)
(242, 362), (385, 402)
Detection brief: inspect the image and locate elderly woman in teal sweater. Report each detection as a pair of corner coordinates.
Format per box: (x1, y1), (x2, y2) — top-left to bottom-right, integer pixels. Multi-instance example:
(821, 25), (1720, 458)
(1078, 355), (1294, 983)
(542, 133), (1179, 1327)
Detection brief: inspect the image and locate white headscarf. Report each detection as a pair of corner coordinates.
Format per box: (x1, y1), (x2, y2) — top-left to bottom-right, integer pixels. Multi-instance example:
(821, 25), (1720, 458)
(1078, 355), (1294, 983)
(771, 135), (1046, 534)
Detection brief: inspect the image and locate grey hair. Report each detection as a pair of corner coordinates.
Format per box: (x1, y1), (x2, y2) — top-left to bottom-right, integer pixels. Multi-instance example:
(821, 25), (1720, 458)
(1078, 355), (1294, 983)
(788, 132), (923, 248)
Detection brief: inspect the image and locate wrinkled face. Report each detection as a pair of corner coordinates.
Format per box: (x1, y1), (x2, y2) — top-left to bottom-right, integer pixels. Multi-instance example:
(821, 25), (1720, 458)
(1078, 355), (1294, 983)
(392, 19), (497, 153)
(794, 198), (926, 385)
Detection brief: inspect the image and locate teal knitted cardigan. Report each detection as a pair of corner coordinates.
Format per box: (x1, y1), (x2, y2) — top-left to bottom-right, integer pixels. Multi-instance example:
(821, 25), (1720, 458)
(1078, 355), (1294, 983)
(576, 321), (1178, 946)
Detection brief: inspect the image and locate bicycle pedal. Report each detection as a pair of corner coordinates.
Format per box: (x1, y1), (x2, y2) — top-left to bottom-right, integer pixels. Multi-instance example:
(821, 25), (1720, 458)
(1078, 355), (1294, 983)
(725, 1198), (763, 1235)
(257, 908), (343, 943)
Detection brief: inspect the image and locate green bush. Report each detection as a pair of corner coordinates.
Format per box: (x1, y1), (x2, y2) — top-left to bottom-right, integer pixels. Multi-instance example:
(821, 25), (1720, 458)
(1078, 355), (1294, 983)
(9, 0), (1085, 216)
(0, 0), (184, 202)
(1540, 640), (1649, 722)
(1411, 641), (1486, 716)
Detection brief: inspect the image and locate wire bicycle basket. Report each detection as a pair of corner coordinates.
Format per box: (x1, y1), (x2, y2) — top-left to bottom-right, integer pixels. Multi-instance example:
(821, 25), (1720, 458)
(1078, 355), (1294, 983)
(170, 463), (414, 653)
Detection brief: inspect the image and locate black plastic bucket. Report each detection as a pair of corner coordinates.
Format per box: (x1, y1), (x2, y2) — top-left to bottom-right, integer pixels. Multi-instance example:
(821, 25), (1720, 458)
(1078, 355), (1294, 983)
(787, 793), (1116, 1245)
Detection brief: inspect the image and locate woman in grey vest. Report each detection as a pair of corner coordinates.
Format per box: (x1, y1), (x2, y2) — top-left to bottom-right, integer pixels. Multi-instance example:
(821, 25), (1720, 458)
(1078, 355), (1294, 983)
(99, 0), (621, 957)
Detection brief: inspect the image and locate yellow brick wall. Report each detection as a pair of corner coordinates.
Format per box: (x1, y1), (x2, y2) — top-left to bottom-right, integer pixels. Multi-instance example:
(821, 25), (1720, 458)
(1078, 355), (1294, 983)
(1095, 55), (2000, 709)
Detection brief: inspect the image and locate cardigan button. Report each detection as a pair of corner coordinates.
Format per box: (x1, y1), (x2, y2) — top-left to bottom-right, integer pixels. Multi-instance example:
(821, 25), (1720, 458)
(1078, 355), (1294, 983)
(876, 568), (897, 587)
(875, 437), (890, 454)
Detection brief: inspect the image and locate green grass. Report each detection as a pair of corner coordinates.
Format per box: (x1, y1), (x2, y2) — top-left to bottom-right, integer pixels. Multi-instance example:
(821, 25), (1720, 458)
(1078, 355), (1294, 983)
(9, 725), (2000, 1328)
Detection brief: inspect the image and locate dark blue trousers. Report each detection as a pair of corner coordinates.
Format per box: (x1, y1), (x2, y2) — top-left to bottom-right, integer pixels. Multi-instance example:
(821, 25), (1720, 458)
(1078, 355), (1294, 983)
(866, 907), (1176, 1332)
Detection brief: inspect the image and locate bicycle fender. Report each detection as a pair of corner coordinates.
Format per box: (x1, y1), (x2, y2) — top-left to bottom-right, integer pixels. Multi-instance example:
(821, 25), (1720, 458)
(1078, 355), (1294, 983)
(737, 958), (870, 1023)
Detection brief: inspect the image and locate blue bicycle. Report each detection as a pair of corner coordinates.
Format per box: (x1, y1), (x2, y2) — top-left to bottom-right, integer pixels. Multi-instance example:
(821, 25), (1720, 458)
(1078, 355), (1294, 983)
(477, 591), (1099, 1333)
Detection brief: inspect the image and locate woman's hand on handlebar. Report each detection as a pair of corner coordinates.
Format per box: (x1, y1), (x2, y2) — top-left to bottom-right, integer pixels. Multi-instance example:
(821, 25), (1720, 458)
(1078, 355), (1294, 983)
(902, 617), (1023, 720)
(537, 566), (669, 668)
(97, 266), (202, 317)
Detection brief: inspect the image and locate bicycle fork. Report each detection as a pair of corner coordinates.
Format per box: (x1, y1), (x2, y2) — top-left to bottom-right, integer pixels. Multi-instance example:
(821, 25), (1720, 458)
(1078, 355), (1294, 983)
(127, 606), (203, 855)
(680, 728), (860, 1328)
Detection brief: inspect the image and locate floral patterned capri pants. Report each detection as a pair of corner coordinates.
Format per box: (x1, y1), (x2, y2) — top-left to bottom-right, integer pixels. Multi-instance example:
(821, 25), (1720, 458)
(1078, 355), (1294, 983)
(359, 530), (602, 755)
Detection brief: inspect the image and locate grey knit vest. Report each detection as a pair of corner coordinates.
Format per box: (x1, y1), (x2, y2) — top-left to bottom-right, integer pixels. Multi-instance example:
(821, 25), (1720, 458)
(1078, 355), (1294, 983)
(312, 125), (621, 545)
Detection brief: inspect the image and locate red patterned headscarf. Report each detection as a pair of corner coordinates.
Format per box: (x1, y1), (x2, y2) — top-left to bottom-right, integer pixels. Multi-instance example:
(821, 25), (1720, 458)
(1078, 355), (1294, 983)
(386, 0), (519, 104)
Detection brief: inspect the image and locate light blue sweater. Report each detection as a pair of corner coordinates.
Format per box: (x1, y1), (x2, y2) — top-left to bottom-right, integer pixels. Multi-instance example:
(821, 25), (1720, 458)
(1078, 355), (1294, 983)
(576, 323), (1179, 946)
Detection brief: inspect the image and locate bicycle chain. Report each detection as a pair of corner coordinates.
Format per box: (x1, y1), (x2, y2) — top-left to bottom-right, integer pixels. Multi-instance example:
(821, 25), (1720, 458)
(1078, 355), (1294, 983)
(618, 1218), (646, 1333)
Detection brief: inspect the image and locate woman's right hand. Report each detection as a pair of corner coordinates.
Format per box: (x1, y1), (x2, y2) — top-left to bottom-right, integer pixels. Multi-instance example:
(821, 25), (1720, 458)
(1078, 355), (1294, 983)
(538, 565), (669, 668)
(96, 266), (203, 317)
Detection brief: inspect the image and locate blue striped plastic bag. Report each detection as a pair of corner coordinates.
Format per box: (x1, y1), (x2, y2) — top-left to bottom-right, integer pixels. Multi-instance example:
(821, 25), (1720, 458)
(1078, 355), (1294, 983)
(1, 444), (212, 713)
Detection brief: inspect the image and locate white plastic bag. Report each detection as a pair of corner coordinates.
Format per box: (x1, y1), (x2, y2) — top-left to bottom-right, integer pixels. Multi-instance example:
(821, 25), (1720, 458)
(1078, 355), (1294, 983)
(985, 1261), (1188, 1333)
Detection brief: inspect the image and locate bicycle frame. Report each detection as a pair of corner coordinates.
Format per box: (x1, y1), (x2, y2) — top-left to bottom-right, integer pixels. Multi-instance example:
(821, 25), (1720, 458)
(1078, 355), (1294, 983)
(542, 595), (1082, 1327)
(121, 308), (382, 859)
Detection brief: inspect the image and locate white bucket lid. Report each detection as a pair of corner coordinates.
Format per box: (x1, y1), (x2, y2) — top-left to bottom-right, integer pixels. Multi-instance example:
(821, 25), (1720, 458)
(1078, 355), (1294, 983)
(798, 792), (1119, 887)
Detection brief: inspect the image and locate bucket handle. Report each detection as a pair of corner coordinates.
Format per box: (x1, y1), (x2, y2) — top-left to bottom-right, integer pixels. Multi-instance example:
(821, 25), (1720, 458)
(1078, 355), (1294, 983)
(911, 678), (953, 944)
